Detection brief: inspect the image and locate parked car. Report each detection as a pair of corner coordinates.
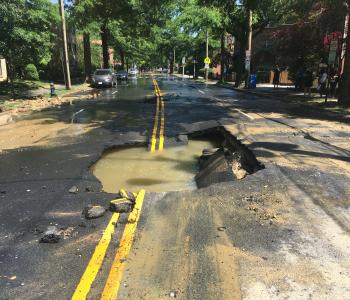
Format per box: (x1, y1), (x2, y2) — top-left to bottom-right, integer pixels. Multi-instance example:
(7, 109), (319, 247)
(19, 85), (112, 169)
(115, 70), (128, 80)
(128, 68), (139, 78)
(91, 69), (116, 87)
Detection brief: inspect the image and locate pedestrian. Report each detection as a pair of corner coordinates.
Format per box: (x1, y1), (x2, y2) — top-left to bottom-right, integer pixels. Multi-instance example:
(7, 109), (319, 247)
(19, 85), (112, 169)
(303, 69), (313, 97)
(273, 65), (281, 89)
(50, 82), (55, 97)
(318, 69), (328, 97)
(329, 69), (338, 98)
(295, 68), (304, 91)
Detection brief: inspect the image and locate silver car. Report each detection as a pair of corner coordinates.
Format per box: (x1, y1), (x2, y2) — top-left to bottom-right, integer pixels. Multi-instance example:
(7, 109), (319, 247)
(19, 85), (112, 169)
(91, 69), (116, 87)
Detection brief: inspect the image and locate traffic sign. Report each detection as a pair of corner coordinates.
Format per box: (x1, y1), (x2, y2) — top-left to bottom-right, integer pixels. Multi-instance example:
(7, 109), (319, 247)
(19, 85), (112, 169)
(204, 57), (211, 64)
(204, 63), (210, 69)
(182, 57), (186, 65)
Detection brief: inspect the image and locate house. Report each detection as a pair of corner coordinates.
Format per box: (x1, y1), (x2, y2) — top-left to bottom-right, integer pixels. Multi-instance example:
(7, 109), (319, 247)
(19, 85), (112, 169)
(252, 24), (293, 84)
(0, 58), (7, 82)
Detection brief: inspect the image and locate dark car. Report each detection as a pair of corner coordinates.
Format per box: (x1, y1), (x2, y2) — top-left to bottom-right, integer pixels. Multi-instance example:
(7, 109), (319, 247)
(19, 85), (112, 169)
(115, 70), (128, 81)
(91, 69), (116, 88)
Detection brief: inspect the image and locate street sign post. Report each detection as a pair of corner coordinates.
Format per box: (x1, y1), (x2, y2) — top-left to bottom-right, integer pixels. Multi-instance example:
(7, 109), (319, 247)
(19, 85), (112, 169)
(193, 59), (196, 79)
(245, 50), (251, 71)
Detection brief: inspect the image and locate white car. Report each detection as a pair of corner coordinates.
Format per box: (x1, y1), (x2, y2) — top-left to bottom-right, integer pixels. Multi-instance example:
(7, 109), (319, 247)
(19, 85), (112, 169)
(128, 68), (139, 77)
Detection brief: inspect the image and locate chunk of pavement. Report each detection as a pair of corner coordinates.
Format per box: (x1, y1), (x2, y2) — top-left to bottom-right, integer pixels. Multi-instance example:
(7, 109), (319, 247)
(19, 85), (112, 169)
(109, 198), (133, 213)
(69, 186), (78, 194)
(231, 160), (248, 180)
(117, 189), (136, 203)
(39, 226), (61, 243)
(83, 205), (106, 219)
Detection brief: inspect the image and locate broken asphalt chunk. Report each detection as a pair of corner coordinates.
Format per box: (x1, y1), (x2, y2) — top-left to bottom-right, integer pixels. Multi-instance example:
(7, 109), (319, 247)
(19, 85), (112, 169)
(39, 226), (61, 243)
(83, 205), (105, 219)
(109, 198), (133, 213)
(117, 189), (136, 203)
(69, 186), (78, 194)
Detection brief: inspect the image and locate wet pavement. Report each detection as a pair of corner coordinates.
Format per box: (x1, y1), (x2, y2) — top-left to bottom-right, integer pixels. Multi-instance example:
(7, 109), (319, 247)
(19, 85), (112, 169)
(1, 75), (350, 299)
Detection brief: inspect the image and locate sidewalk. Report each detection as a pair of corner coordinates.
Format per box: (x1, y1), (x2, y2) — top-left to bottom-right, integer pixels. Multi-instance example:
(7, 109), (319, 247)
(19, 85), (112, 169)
(218, 82), (350, 121)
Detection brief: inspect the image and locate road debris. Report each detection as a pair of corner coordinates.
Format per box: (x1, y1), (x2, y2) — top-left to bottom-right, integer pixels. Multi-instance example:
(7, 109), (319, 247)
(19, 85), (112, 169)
(117, 189), (136, 203)
(85, 186), (93, 192)
(169, 291), (177, 297)
(61, 227), (75, 239)
(109, 198), (133, 213)
(69, 186), (79, 194)
(231, 160), (248, 180)
(83, 205), (106, 219)
(217, 226), (226, 231)
(39, 226), (61, 243)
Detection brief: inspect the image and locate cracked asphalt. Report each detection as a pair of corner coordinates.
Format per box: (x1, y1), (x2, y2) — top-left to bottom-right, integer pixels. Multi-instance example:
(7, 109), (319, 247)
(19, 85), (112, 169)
(1, 75), (350, 299)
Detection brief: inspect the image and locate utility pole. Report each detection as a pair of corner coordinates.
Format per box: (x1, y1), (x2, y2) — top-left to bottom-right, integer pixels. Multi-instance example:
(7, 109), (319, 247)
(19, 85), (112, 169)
(205, 29), (209, 81)
(59, 0), (71, 90)
(245, 8), (253, 88)
(173, 48), (176, 74)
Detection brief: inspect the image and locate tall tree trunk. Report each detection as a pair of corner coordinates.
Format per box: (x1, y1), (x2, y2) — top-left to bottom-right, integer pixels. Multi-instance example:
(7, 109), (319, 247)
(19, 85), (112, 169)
(220, 32), (225, 82)
(339, 4), (350, 105)
(120, 50), (125, 69)
(101, 22), (109, 69)
(7, 55), (15, 100)
(83, 32), (92, 81)
(169, 58), (174, 74)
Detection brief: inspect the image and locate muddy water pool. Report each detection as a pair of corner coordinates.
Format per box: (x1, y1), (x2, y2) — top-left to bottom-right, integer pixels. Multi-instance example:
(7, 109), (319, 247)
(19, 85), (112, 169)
(92, 140), (213, 193)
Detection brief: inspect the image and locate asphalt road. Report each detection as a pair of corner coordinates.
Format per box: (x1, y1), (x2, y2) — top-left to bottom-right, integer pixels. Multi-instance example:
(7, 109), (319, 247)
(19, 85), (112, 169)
(1, 75), (350, 299)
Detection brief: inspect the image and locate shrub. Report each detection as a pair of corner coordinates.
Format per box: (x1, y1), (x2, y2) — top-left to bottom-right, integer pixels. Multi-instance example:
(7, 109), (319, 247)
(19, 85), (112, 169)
(24, 64), (39, 80)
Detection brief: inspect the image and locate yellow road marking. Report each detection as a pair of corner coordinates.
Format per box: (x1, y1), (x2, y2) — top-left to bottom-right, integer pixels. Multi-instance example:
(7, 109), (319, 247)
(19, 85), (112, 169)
(71, 212), (120, 300)
(151, 80), (160, 152)
(159, 96), (165, 151)
(100, 190), (146, 300)
(152, 80), (165, 151)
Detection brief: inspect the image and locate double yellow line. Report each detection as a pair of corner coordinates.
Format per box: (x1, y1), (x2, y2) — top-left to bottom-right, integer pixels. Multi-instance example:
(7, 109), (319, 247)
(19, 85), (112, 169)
(151, 79), (165, 152)
(72, 190), (146, 300)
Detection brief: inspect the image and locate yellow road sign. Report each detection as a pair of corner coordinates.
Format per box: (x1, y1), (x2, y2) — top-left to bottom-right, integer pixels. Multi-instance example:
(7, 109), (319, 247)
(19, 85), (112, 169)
(204, 57), (211, 64)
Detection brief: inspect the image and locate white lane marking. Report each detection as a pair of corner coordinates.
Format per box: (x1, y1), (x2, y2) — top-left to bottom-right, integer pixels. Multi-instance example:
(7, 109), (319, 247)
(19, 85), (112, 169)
(112, 90), (118, 95)
(198, 89), (205, 94)
(71, 109), (84, 123)
(234, 109), (254, 120)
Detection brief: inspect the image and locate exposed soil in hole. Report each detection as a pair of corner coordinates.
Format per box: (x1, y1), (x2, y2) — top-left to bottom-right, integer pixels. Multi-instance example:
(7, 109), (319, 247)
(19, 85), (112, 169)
(91, 127), (263, 193)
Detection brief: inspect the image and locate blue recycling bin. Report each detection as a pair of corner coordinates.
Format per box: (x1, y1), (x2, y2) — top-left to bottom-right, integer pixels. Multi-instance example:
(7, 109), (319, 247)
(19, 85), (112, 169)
(249, 74), (257, 89)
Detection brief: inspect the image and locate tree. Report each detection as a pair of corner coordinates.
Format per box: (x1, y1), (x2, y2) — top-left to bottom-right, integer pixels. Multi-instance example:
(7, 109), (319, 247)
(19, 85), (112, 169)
(0, 0), (59, 86)
(338, 0), (350, 105)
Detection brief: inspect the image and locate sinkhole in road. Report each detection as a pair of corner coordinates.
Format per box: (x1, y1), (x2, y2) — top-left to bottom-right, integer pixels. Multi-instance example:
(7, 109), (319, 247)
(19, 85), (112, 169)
(91, 139), (217, 193)
(91, 128), (263, 193)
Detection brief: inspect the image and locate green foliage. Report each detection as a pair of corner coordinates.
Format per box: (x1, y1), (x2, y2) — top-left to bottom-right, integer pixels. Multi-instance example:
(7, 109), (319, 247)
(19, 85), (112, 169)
(0, 0), (59, 79)
(24, 64), (39, 80)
